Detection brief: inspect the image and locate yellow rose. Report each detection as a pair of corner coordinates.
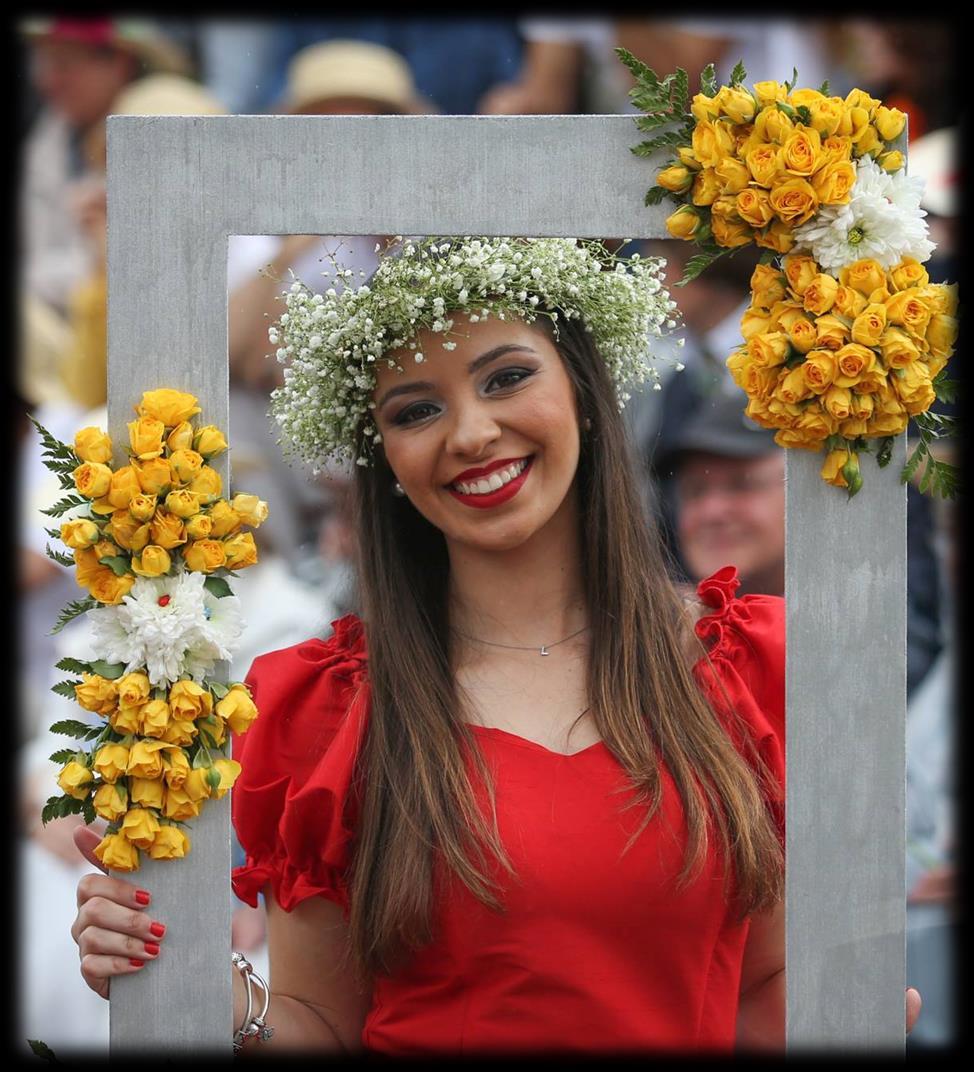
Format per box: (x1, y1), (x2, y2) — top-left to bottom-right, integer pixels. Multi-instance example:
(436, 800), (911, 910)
(94, 832), (139, 872)
(127, 417), (166, 461)
(788, 87), (827, 110)
(773, 427), (825, 450)
(184, 538), (227, 573)
(892, 363), (936, 415)
(849, 392), (875, 421)
(93, 782), (128, 823)
(665, 206), (702, 240)
(714, 156), (751, 194)
(851, 304), (888, 348)
(783, 254), (820, 297)
(92, 538), (120, 562)
(174, 767), (211, 807)
(148, 825), (190, 860)
(708, 194), (740, 221)
(747, 332), (791, 369)
(754, 219), (795, 254)
(838, 416), (870, 437)
(753, 107), (794, 146)
(743, 363), (780, 401)
(794, 404), (837, 441)
(878, 150), (905, 173)
(802, 274), (839, 317)
(676, 145), (702, 171)
(166, 421), (195, 452)
(691, 118), (734, 168)
(73, 547), (101, 589)
(128, 494), (157, 522)
(690, 92), (720, 123)
(744, 396), (781, 429)
(93, 743), (130, 783)
(726, 347), (751, 386)
(57, 760), (93, 800)
(168, 449), (204, 485)
(840, 259), (887, 297)
(844, 87), (881, 115)
(110, 704), (142, 734)
(126, 739), (170, 780)
(799, 349), (837, 394)
(925, 314), (958, 363)
(768, 178), (818, 225)
(691, 167), (722, 206)
(888, 257), (930, 294)
(184, 513), (214, 540)
(73, 671), (117, 715)
(169, 679), (213, 721)
(138, 388), (201, 427)
(223, 531), (258, 571)
(162, 747), (191, 788)
(73, 462), (113, 500)
(885, 288), (933, 337)
(133, 457), (173, 496)
(819, 135), (853, 168)
(198, 713), (228, 748)
(210, 758), (242, 800)
(59, 519), (100, 550)
(229, 494), (269, 528)
(867, 410), (909, 437)
(164, 489), (201, 519)
(129, 776), (165, 810)
(833, 285), (867, 319)
(161, 717), (197, 747)
(216, 684), (259, 734)
(806, 97), (845, 138)
(187, 465), (222, 504)
(131, 545), (171, 578)
(917, 282), (956, 317)
(811, 159), (857, 205)
(74, 427), (114, 465)
(710, 214), (753, 249)
(715, 84), (756, 124)
(105, 465), (143, 510)
(749, 265), (788, 311)
(162, 786), (205, 822)
(837, 104), (871, 143)
(786, 316), (818, 354)
(773, 365), (813, 405)
(822, 385), (853, 421)
(821, 448), (853, 488)
(206, 500), (242, 538)
(740, 308), (773, 340)
(139, 698), (172, 738)
(856, 124), (884, 157)
(121, 807), (161, 850)
(745, 142), (782, 187)
(780, 127), (822, 176)
(149, 509), (187, 550)
(116, 671), (150, 709)
(193, 425), (228, 458)
(735, 187), (774, 228)
(873, 105), (907, 142)
(656, 163), (694, 193)
(833, 343), (877, 388)
(752, 81), (787, 107)
(108, 510), (151, 553)
(88, 568), (135, 606)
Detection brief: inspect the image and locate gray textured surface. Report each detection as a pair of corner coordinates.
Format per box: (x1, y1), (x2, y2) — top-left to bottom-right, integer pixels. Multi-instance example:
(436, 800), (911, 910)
(785, 443), (906, 1053)
(106, 112), (906, 1053)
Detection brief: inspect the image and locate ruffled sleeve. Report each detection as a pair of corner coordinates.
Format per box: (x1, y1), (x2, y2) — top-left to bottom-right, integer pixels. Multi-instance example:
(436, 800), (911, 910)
(691, 566), (785, 837)
(231, 615), (369, 915)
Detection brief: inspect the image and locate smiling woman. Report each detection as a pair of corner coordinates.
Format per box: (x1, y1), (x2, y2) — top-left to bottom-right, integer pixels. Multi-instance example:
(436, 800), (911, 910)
(70, 236), (791, 1057)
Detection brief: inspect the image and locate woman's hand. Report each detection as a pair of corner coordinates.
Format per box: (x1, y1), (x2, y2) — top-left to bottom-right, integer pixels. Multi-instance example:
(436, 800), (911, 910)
(70, 826), (167, 1000)
(906, 987), (922, 1034)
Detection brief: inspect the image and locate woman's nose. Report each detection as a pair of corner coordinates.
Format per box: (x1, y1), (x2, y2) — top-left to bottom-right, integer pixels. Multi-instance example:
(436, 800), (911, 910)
(445, 399), (502, 458)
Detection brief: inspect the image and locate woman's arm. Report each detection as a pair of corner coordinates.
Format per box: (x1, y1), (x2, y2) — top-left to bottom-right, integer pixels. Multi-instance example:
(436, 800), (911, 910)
(735, 900), (785, 1052)
(235, 887), (371, 1057)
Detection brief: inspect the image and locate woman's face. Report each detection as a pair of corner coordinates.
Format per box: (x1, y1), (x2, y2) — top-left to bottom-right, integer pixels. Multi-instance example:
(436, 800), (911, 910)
(372, 313), (582, 553)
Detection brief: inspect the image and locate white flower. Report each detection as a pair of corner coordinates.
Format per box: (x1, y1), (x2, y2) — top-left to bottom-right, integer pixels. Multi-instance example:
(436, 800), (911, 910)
(792, 157), (935, 274)
(88, 571), (243, 687)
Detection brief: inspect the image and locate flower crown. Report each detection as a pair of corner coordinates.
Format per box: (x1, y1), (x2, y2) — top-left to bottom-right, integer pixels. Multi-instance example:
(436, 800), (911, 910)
(269, 236), (680, 468)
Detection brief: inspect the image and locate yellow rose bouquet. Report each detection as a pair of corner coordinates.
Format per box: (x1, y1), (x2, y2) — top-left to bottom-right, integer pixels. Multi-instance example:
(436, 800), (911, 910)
(31, 389), (269, 870)
(617, 51), (959, 497)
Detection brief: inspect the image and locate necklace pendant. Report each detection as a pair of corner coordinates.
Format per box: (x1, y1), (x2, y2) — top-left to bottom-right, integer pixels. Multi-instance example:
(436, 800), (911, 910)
(540, 646), (549, 656)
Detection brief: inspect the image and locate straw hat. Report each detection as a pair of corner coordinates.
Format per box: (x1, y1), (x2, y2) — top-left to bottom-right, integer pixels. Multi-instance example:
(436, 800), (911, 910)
(110, 73), (226, 116)
(20, 17), (191, 77)
(285, 39), (422, 114)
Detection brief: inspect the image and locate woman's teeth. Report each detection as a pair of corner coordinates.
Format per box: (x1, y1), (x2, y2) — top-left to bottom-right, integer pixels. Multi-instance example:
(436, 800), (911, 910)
(452, 458), (528, 496)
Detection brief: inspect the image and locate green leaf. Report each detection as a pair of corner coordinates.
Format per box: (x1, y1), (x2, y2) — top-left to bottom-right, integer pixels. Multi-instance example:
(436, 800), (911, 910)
(49, 718), (97, 739)
(48, 748), (79, 765)
(27, 414), (79, 463)
(775, 100), (797, 119)
(677, 246), (731, 286)
(729, 59), (748, 87)
(90, 660), (128, 679)
(55, 656), (94, 675)
(673, 67), (689, 114)
(204, 575), (234, 599)
(700, 63), (718, 98)
(643, 186), (671, 206)
(84, 726), (106, 741)
(784, 67), (799, 94)
(28, 1037), (59, 1062)
(634, 112), (674, 132)
(81, 796), (97, 824)
(45, 545), (75, 568)
(99, 555), (132, 577)
(876, 437), (894, 468)
(795, 105), (813, 127)
(918, 455), (934, 495)
(50, 597), (98, 635)
(932, 370), (958, 404)
(51, 679), (83, 700)
(758, 249), (778, 266)
(45, 527), (63, 540)
(819, 80), (831, 97)
(615, 46), (660, 89)
(41, 494), (90, 519)
(208, 680), (230, 699)
(901, 440), (926, 484)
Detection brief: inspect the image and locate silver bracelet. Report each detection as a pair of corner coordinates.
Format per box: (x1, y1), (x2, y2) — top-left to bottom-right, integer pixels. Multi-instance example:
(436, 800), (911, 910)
(232, 951), (274, 1053)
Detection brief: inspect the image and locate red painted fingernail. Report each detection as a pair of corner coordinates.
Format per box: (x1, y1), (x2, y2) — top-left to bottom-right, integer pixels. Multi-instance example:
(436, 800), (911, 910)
(135, 890), (151, 906)
(149, 922), (166, 938)
(129, 959), (144, 968)
(144, 942), (160, 956)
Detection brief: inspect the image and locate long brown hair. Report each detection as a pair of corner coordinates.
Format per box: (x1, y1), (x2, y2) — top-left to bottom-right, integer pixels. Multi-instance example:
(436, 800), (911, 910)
(346, 312), (784, 980)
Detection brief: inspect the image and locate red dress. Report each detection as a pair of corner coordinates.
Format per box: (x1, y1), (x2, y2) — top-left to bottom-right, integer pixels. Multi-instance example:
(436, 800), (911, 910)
(231, 565), (785, 1055)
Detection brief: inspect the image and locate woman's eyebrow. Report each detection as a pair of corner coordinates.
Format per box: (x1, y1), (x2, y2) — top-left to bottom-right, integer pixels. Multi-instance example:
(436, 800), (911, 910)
(376, 345), (538, 411)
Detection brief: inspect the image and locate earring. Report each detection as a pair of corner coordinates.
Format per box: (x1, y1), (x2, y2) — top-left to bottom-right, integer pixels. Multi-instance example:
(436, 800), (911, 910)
(582, 417), (593, 432)
(392, 481), (406, 497)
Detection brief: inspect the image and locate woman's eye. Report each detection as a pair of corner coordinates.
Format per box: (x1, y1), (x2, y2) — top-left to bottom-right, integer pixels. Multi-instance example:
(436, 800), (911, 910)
(487, 367), (533, 391)
(394, 402), (439, 426)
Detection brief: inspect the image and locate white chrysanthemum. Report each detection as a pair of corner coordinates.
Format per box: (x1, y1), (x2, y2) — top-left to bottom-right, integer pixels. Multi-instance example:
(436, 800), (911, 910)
(793, 157), (935, 275)
(89, 571), (244, 686)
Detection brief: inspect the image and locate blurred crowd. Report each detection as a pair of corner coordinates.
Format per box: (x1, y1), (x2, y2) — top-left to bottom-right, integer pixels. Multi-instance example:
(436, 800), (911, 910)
(16, 16), (959, 1056)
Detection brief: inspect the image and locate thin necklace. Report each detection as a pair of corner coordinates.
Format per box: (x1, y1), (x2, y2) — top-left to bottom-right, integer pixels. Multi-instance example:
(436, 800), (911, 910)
(451, 623), (589, 657)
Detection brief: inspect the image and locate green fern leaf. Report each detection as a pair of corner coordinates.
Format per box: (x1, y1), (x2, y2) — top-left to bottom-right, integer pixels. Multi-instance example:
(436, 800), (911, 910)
(643, 186), (671, 206)
(41, 494), (90, 519)
(729, 59), (748, 87)
(51, 680), (83, 700)
(55, 657), (95, 675)
(50, 597), (98, 635)
(700, 63), (718, 98)
(45, 545), (75, 568)
(615, 47), (660, 89)
(49, 718), (96, 738)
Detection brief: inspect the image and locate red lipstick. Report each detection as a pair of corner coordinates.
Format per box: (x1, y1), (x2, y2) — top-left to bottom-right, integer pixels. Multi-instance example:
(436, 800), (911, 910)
(449, 457), (527, 483)
(446, 457), (533, 510)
